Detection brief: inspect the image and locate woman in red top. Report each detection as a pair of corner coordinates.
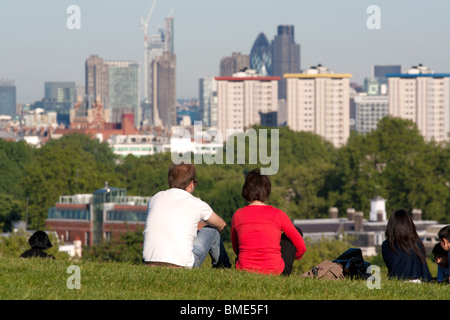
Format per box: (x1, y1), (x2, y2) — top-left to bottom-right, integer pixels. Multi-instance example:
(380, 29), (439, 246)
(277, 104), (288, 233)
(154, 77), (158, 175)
(231, 169), (306, 275)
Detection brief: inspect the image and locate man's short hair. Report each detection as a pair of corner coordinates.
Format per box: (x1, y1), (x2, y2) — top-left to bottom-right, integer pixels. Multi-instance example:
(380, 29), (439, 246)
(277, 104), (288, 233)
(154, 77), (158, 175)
(438, 225), (450, 241)
(168, 162), (196, 190)
(241, 168), (271, 203)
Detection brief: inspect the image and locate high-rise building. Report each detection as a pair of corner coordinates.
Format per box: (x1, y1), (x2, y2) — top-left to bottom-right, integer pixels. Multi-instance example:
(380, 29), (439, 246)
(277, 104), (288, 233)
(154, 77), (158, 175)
(250, 33), (272, 76)
(354, 94), (389, 134)
(215, 69), (280, 141)
(105, 61), (140, 127)
(85, 55), (109, 108)
(142, 15), (175, 125)
(38, 82), (77, 126)
(143, 29), (165, 124)
(0, 79), (16, 118)
(373, 65), (401, 78)
(152, 52), (176, 128)
(387, 64), (450, 142)
(164, 16), (174, 54)
(285, 65), (351, 147)
(271, 25), (301, 100)
(220, 52), (250, 77)
(45, 82), (77, 103)
(85, 56), (140, 127)
(199, 77), (218, 128)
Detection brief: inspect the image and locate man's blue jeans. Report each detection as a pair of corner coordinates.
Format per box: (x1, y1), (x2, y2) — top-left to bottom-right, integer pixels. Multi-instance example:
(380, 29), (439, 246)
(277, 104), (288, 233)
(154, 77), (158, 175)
(192, 226), (231, 268)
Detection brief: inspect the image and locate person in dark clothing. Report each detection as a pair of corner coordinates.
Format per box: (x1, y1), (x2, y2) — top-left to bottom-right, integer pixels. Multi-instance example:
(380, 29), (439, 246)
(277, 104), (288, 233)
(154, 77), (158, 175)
(432, 242), (449, 283)
(437, 225), (450, 283)
(381, 209), (431, 282)
(20, 230), (55, 259)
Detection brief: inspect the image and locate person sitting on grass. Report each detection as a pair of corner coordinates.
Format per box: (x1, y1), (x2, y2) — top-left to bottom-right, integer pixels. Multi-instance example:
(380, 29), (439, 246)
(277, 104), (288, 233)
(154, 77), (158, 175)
(437, 225), (450, 284)
(20, 230), (55, 259)
(381, 209), (431, 283)
(231, 168), (306, 276)
(432, 242), (449, 284)
(142, 162), (231, 269)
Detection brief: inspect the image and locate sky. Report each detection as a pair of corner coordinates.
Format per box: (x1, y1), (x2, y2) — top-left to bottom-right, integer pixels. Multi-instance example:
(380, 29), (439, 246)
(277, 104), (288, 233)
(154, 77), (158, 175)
(1, 0), (449, 104)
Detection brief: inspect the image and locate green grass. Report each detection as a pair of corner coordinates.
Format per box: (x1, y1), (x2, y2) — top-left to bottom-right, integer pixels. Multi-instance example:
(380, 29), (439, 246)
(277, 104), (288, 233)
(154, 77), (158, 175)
(0, 256), (447, 300)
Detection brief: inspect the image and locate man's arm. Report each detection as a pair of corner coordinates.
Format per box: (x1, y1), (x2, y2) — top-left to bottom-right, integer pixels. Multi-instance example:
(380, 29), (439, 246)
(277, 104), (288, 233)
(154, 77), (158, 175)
(205, 212), (226, 233)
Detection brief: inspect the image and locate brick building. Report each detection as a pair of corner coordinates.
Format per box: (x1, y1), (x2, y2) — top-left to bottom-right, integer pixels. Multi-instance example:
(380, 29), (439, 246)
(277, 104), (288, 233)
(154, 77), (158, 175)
(45, 183), (150, 246)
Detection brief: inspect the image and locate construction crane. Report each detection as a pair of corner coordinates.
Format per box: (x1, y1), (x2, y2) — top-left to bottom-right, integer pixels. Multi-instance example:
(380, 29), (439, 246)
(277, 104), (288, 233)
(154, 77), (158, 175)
(140, 0), (158, 100)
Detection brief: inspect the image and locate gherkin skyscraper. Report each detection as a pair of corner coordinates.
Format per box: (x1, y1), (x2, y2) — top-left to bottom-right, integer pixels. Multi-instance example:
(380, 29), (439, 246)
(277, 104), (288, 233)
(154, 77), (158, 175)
(250, 33), (272, 76)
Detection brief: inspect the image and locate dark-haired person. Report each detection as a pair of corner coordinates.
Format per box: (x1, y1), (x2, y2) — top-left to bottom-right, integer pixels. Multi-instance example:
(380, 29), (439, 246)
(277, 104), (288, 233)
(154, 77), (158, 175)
(381, 209), (432, 282)
(432, 242), (449, 284)
(231, 169), (306, 276)
(142, 162), (231, 269)
(20, 230), (55, 259)
(437, 225), (450, 283)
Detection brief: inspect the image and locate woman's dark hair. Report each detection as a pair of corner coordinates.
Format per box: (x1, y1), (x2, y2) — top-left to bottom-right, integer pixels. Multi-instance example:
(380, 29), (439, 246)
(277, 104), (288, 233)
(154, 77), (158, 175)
(29, 231), (53, 250)
(385, 209), (426, 262)
(168, 162), (196, 190)
(432, 242), (447, 257)
(241, 169), (271, 203)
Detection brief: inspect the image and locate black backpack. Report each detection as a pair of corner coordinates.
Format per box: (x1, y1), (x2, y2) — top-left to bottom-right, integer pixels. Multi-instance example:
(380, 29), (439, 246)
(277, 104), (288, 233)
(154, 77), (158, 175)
(332, 248), (371, 279)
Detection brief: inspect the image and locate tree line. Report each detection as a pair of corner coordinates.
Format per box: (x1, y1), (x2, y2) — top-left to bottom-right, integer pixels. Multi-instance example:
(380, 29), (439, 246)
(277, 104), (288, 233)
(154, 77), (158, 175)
(0, 116), (449, 238)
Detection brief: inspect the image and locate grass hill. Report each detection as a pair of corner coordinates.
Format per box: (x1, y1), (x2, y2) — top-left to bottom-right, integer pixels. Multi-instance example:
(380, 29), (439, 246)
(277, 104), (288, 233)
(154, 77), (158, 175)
(0, 256), (447, 301)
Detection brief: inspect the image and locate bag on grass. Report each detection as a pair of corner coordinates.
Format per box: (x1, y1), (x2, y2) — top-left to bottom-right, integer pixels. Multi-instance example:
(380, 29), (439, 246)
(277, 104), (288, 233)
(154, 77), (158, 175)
(332, 248), (371, 279)
(300, 260), (345, 280)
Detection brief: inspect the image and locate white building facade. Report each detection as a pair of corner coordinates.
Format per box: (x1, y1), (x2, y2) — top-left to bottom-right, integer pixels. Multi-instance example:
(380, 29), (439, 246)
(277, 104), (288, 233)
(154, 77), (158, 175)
(285, 65), (351, 147)
(387, 64), (450, 142)
(215, 69), (280, 141)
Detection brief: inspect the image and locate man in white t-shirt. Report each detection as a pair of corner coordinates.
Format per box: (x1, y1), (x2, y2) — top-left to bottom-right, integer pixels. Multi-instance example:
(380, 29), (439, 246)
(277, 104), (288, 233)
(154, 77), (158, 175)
(142, 163), (231, 268)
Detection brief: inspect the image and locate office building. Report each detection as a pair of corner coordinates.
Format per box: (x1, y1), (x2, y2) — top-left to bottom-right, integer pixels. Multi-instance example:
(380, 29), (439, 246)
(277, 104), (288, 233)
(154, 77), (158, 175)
(143, 14), (175, 124)
(0, 79), (16, 118)
(250, 33), (272, 76)
(220, 52), (250, 77)
(373, 65), (401, 78)
(285, 65), (351, 147)
(45, 82), (77, 103)
(105, 61), (140, 127)
(164, 16), (174, 54)
(85, 56), (140, 128)
(85, 55), (109, 108)
(199, 77), (218, 127)
(271, 25), (301, 99)
(387, 64), (450, 142)
(39, 82), (77, 126)
(215, 69), (280, 140)
(151, 52), (176, 128)
(354, 94), (389, 134)
(46, 184), (151, 245)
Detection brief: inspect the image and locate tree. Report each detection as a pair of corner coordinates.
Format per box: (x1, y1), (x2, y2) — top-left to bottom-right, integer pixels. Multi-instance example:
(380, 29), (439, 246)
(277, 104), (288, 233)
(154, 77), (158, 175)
(0, 194), (24, 232)
(327, 116), (450, 223)
(82, 227), (144, 264)
(22, 134), (122, 229)
(0, 139), (34, 198)
(116, 152), (173, 196)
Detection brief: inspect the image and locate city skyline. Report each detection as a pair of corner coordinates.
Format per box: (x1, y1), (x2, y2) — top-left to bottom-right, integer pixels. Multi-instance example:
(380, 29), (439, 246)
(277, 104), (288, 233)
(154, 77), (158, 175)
(1, 0), (449, 105)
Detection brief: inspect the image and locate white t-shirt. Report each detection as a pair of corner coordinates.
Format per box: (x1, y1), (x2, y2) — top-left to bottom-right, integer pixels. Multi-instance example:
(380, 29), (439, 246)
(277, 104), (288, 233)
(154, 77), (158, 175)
(142, 188), (213, 267)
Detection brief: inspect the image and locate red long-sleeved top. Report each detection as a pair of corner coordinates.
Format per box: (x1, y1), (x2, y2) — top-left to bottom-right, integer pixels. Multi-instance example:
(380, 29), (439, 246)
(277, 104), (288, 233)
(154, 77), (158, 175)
(231, 205), (306, 275)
